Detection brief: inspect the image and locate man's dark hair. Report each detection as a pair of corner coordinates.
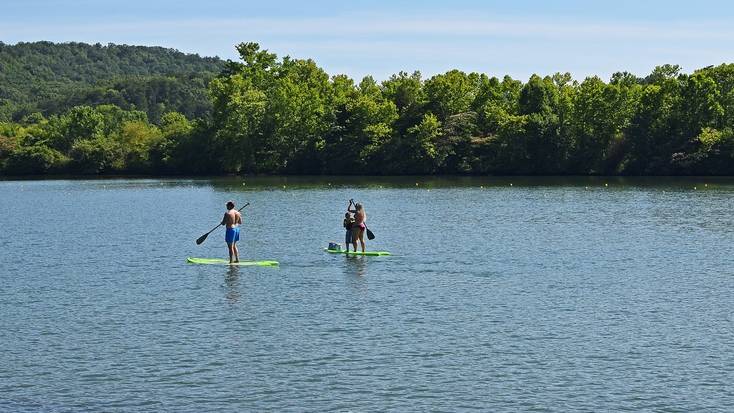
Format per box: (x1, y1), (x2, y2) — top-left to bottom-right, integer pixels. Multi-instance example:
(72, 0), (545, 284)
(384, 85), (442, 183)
(226, 201), (235, 210)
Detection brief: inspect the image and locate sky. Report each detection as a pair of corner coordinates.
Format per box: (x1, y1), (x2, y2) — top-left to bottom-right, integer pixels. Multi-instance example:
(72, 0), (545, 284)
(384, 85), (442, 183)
(2, 0), (734, 81)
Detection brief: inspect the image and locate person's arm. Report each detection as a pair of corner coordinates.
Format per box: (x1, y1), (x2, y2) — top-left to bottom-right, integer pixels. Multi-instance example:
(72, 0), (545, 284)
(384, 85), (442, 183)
(236, 212), (243, 225)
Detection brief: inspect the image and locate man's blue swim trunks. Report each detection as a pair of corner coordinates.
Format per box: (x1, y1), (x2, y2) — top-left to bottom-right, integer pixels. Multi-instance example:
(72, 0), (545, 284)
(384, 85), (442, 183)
(225, 227), (240, 244)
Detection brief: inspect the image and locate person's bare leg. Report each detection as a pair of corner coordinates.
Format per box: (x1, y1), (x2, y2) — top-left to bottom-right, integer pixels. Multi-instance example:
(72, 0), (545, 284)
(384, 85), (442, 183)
(352, 231), (358, 252)
(359, 232), (366, 253)
(233, 242), (239, 263)
(228, 244), (234, 263)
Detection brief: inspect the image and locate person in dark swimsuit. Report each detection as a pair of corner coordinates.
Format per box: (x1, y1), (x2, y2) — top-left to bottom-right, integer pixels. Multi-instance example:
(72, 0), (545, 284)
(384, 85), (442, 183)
(343, 212), (355, 252)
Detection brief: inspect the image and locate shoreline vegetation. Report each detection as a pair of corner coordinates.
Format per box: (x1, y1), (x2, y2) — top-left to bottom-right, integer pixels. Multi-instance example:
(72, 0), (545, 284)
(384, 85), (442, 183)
(2, 41), (734, 176)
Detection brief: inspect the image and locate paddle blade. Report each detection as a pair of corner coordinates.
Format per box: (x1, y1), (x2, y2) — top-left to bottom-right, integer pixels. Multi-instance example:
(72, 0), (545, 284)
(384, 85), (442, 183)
(366, 227), (375, 240)
(195, 233), (208, 245)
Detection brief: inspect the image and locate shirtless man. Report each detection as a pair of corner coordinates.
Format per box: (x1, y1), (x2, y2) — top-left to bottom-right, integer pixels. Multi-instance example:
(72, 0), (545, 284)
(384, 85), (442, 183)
(221, 201), (243, 263)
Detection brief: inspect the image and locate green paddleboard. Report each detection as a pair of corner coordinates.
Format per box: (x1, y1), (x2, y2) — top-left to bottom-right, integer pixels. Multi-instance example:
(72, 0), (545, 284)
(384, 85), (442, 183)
(324, 248), (391, 256)
(187, 257), (279, 266)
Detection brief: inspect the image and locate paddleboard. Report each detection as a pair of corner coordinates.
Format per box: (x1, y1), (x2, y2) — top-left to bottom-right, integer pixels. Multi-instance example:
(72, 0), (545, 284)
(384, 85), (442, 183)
(187, 257), (279, 266)
(324, 248), (391, 256)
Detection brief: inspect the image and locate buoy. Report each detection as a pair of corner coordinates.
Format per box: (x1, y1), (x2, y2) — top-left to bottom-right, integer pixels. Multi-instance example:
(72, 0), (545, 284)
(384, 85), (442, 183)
(605, 183), (608, 187)
(415, 183), (419, 186)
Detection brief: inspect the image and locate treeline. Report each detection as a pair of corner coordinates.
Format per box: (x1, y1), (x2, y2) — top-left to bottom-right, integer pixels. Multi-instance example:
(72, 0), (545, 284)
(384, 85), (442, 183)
(0, 41), (223, 121)
(1, 42), (734, 176)
(0, 105), (201, 174)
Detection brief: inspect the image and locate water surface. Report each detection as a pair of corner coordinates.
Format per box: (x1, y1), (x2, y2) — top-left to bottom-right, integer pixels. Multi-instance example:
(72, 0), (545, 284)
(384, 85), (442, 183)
(1, 176), (733, 411)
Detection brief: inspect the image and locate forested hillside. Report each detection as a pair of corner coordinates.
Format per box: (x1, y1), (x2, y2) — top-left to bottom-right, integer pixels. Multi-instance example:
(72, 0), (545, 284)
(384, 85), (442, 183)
(0, 41), (223, 121)
(1, 41), (733, 176)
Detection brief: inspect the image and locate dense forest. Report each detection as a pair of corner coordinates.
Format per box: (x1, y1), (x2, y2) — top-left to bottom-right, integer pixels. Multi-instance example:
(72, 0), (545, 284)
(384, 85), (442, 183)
(0, 41), (223, 122)
(1, 41), (734, 176)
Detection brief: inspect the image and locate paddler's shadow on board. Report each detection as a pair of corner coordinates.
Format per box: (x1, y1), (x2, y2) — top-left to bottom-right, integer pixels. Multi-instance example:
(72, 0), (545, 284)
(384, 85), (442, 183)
(224, 265), (241, 303)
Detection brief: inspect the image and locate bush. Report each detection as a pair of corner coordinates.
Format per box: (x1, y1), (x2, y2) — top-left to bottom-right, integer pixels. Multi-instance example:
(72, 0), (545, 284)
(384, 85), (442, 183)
(4, 144), (68, 174)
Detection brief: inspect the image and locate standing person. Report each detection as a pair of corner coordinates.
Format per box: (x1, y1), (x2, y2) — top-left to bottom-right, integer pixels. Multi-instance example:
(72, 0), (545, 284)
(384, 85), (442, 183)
(221, 201), (242, 263)
(348, 199), (367, 253)
(343, 212), (355, 252)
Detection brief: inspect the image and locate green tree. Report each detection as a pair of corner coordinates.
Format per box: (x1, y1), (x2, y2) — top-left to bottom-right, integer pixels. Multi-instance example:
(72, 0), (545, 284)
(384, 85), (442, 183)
(5, 144), (68, 174)
(424, 70), (479, 121)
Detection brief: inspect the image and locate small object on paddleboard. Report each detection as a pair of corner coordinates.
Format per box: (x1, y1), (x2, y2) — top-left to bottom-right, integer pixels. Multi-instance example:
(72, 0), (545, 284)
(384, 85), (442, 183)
(187, 257), (279, 266)
(324, 248), (391, 256)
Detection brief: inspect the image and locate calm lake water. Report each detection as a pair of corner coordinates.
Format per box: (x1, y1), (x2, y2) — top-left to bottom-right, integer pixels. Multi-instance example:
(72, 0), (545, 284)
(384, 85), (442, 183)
(1, 176), (733, 412)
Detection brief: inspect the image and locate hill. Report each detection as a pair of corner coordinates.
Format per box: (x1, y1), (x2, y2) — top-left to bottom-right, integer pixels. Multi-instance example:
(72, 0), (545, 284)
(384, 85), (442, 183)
(0, 41), (224, 122)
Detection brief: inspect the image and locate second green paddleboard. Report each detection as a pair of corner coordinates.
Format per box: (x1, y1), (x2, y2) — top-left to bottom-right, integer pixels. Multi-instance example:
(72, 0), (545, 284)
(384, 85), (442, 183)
(324, 248), (391, 256)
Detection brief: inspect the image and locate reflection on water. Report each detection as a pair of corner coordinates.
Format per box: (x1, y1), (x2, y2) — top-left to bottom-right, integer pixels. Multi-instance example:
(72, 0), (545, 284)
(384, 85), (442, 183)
(343, 255), (367, 278)
(224, 265), (241, 303)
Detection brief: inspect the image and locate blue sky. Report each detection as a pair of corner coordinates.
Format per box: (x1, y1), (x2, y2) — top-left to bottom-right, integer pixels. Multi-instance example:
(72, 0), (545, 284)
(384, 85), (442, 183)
(2, 0), (733, 81)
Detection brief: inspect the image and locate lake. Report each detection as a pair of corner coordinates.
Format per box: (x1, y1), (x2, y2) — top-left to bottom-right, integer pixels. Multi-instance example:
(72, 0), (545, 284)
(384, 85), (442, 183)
(1, 176), (733, 412)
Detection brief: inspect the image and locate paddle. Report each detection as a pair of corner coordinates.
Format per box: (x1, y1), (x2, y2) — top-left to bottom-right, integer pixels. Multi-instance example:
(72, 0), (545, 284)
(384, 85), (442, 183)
(365, 226), (375, 240)
(195, 202), (249, 245)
